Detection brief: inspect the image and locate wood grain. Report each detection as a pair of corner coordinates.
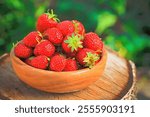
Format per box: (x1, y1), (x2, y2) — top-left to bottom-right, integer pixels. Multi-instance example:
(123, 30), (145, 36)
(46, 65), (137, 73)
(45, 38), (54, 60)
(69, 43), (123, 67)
(0, 48), (137, 100)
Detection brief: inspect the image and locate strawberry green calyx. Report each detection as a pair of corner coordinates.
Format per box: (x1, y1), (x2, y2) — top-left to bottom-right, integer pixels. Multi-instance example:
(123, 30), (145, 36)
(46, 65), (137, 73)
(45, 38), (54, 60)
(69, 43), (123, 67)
(83, 52), (100, 68)
(12, 41), (19, 47)
(65, 34), (83, 52)
(46, 9), (60, 22)
(12, 42), (15, 47)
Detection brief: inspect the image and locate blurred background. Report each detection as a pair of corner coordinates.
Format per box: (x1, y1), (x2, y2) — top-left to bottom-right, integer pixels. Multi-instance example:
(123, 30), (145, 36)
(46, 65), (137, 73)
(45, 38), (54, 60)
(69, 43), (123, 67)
(0, 0), (150, 99)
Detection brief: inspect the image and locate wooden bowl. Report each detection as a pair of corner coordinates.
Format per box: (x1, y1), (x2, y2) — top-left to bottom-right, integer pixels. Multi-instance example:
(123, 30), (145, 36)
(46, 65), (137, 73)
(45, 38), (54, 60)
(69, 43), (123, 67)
(10, 47), (107, 93)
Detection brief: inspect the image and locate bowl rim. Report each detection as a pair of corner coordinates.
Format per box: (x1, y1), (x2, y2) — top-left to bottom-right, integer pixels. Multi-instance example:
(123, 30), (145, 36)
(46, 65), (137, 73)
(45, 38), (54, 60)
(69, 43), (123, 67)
(10, 45), (107, 74)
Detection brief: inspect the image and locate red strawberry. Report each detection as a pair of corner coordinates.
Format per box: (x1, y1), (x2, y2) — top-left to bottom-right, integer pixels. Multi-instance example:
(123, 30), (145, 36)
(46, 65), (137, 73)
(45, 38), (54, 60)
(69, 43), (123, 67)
(57, 20), (74, 36)
(31, 55), (49, 69)
(49, 54), (66, 72)
(53, 52), (60, 56)
(62, 34), (83, 54)
(43, 27), (63, 44)
(36, 9), (59, 33)
(76, 48), (100, 68)
(24, 57), (34, 65)
(66, 52), (76, 58)
(83, 32), (103, 52)
(23, 31), (42, 47)
(64, 59), (78, 71)
(34, 40), (55, 57)
(14, 43), (32, 58)
(72, 20), (85, 37)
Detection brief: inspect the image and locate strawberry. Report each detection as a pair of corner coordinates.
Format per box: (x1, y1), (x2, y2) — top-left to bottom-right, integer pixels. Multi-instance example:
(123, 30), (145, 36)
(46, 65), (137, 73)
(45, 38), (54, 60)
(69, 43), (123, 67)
(36, 9), (59, 33)
(64, 59), (78, 71)
(49, 54), (66, 72)
(43, 27), (63, 44)
(23, 31), (42, 47)
(34, 40), (55, 57)
(30, 55), (49, 69)
(62, 34), (83, 54)
(57, 20), (75, 36)
(76, 48), (100, 68)
(14, 43), (32, 59)
(72, 20), (85, 37)
(83, 32), (103, 52)
(24, 57), (34, 65)
(66, 52), (76, 58)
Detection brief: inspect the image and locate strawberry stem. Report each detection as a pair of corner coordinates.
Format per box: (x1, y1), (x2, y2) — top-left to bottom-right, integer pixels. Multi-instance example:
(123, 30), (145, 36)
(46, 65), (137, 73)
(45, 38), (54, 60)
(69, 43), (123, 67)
(37, 31), (43, 38)
(47, 57), (50, 61)
(72, 20), (84, 39)
(36, 38), (41, 44)
(72, 20), (79, 34)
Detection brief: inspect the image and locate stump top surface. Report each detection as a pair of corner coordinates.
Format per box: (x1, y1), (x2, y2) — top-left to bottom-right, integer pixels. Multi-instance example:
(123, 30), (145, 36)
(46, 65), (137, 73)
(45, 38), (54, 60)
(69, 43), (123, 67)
(0, 48), (136, 100)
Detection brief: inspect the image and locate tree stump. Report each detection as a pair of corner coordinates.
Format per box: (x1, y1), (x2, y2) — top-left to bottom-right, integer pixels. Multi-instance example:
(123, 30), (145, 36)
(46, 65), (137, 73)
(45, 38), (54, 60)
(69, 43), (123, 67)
(0, 47), (137, 100)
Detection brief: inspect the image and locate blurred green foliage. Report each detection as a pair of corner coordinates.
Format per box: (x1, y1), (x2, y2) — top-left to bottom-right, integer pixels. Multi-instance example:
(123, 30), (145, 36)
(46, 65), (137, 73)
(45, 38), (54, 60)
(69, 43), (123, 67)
(0, 0), (49, 54)
(0, 0), (150, 67)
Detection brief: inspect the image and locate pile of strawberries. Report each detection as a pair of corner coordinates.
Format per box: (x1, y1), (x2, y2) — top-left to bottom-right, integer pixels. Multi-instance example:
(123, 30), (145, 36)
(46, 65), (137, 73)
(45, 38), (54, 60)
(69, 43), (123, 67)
(14, 10), (103, 72)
